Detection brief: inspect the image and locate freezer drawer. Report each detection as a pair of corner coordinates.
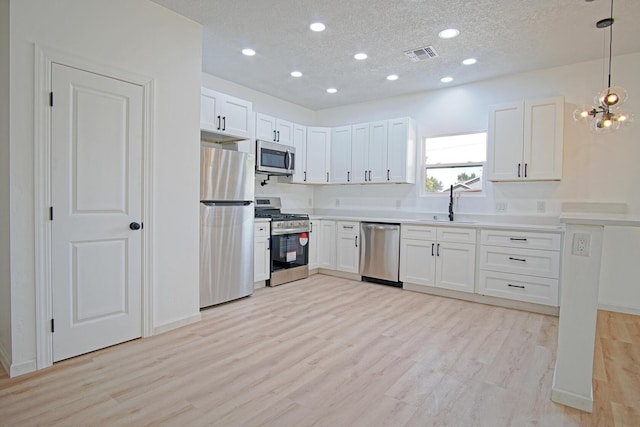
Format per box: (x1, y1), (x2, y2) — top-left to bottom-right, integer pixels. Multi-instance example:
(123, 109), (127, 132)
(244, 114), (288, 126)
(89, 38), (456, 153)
(200, 203), (254, 307)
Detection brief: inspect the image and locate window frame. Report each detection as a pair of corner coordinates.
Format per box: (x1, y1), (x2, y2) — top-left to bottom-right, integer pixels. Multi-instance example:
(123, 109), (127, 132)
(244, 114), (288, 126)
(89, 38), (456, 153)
(421, 131), (488, 197)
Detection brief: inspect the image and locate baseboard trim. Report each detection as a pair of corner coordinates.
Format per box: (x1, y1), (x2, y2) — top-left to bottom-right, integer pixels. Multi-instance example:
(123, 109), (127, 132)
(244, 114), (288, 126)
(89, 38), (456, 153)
(317, 269), (361, 281)
(551, 366), (594, 413)
(9, 359), (38, 378)
(152, 312), (201, 335)
(403, 282), (560, 316)
(598, 303), (640, 316)
(0, 343), (10, 376)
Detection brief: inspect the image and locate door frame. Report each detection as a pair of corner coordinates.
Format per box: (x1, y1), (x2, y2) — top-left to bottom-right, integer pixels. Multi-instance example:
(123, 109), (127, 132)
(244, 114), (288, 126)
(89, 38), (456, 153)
(34, 45), (155, 369)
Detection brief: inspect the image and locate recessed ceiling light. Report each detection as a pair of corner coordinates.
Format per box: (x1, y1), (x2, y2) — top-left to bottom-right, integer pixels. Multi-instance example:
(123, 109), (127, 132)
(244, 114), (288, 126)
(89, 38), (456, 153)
(310, 22), (326, 32)
(290, 71), (302, 77)
(354, 53), (368, 60)
(241, 48), (256, 56)
(440, 76), (454, 83)
(386, 74), (399, 81)
(326, 88), (337, 94)
(438, 28), (460, 39)
(462, 58), (477, 65)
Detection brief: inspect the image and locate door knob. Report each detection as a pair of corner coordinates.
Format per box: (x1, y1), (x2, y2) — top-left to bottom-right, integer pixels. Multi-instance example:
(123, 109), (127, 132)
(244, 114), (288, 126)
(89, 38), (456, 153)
(129, 222), (142, 230)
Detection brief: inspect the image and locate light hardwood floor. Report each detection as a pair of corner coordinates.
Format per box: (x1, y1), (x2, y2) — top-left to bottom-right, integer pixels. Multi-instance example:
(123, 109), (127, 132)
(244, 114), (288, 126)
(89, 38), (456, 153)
(1, 275), (638, 426)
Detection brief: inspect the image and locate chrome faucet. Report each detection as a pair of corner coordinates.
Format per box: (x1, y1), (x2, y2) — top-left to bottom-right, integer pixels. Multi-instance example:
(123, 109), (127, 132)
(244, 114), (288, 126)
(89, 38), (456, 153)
(448, 185), (454, 221)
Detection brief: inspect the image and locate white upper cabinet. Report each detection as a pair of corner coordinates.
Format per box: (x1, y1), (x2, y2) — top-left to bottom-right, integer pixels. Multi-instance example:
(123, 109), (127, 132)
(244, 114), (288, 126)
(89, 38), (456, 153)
(305, 127), (331, 184)
(368, 120), (388, 182)
(487, 96), (564, 181)
(387, 117), (415, 183)
(292, 124), (307, 183)
(350, 123), (369, 184)
(256, 112), (294, 146)
(201, 88), (252, 141)
(330, 126), (352, 184)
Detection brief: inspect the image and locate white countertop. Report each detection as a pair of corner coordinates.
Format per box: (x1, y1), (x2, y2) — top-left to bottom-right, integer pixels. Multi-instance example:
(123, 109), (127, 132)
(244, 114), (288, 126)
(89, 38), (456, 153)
(560, 212), (640, 227)
(308, 214), (565, 232)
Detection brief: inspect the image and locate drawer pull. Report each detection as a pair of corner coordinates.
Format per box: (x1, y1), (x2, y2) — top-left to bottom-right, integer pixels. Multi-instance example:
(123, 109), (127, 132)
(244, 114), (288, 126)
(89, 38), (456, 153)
(508, 284), (525, 289)
(510, 238), (527, 241)
(431, 243), (434, 256)
(343, 225), (354, 229)
(508, 257), (527, 262)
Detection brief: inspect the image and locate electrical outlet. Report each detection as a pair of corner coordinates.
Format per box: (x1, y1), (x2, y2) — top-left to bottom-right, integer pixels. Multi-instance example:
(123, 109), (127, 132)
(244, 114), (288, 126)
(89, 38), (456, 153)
(495, 202), (507, 212)
(537, 201), (546, 213)
(572, 233), (591, 256)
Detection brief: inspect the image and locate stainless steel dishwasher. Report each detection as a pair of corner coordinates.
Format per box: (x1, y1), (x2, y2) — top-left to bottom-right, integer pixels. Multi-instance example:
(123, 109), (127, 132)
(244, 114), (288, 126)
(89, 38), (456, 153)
(359, 222), (402, 287)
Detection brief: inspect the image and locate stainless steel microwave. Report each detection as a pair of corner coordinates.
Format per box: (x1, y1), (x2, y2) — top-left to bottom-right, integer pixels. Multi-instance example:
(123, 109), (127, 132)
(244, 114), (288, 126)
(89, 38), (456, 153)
(255, 140), (295, 175)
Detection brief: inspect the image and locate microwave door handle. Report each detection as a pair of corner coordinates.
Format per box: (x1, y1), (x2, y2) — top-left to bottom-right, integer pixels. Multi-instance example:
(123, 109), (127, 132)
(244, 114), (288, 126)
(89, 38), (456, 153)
(284, 150), (290, 170)
(286, 150), (293, 171)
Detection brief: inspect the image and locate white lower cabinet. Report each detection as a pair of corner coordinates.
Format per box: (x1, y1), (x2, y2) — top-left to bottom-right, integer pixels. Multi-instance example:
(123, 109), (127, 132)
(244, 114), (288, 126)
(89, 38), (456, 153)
(400, 225), (476, 293)
(336, 221), (359, 274)
(308, 219), (319, 270)
(254, 222), (270, 282)
(478, 229), (561, 306)
(318, 220), (336, 269)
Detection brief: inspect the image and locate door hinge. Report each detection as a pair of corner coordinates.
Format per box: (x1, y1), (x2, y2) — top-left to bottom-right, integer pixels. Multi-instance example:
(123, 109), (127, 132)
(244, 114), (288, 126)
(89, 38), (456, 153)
(49, 206), (54, 221)
(49, 92), (54, 107)
(51, 318), (55, 333)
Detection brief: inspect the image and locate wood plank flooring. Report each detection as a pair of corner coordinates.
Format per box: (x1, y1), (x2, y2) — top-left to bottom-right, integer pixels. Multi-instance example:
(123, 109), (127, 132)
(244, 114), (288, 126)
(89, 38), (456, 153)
(1, 275), (638, 426)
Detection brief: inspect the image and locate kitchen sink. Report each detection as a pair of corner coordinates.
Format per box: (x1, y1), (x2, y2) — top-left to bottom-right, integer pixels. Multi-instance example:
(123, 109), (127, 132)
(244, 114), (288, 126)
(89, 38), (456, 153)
(415, 219), (477, 224)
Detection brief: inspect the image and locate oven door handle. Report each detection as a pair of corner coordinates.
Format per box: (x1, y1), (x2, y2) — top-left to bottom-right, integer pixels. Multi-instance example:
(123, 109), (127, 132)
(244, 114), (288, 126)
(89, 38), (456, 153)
(271, 227), (310, 236)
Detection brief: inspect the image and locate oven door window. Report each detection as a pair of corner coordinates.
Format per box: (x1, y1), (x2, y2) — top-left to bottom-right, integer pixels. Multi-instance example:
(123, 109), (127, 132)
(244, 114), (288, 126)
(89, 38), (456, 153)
(271, 233), (308, 271)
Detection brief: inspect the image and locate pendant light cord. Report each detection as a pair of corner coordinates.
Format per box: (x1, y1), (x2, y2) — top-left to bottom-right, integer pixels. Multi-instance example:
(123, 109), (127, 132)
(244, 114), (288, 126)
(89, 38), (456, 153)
(608, 0), (614, 88)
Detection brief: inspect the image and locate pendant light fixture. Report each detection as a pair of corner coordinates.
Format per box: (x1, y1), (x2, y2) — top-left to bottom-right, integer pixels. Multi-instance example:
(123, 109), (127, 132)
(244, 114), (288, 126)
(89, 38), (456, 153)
(573, 0), (633, 133)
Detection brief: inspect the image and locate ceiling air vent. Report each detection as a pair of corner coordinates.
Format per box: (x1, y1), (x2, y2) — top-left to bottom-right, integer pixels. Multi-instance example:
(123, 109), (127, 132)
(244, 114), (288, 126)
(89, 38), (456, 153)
(404, 46), (439, 62)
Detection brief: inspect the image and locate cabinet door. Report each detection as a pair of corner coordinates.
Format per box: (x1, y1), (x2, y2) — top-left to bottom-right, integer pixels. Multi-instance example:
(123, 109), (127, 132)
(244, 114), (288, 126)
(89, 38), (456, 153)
(276, 119), (294, 146)
(336, 232), (359, 273)
(306, 127), (331, 184)
(254, 235), (270, 282)
(436, 242), (476, 293)
(399, 238), (436, 287)
(351, 123), (369, 184)
(487, 102), (524, 181)
(368, 121), (388, 182)
(319, 220), (336, 269)
(331, 126), (352, 184)
(256, 113), (277, 142)
(387, 117), (413, 183)
(523, 96), (564, 181)
(200, 88), (219, 133)
(308, 220), (319, 270)
(219, 94), (252, 139)
(292, 124), (307, 183)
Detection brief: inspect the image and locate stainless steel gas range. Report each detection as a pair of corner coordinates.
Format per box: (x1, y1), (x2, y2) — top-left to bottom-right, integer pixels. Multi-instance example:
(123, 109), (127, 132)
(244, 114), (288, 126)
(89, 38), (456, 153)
(255, 197), (310, 287)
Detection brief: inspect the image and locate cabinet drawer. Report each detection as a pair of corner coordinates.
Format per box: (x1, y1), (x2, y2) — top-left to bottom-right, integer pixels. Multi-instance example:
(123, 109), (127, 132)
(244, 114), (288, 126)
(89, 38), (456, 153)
(401, 225), (436, 241)
(480, 229), (561, 251)
(437, 227), (476, 244)
(479, 246), (560, 279)
(338, 221), (359, 234)
(479, 270), (559, 306)
(255, 223), (270, 236)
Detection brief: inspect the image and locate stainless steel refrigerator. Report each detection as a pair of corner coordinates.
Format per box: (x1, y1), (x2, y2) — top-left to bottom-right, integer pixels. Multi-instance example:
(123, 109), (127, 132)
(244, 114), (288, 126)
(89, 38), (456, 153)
(200, 146), (255, 308)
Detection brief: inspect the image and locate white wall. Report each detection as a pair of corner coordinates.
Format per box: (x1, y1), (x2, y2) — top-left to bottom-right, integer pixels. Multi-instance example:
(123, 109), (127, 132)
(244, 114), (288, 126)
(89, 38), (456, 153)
(6, 0), (202, 375)
(0, 0), (12, 374)
(314, 53), (640, 218)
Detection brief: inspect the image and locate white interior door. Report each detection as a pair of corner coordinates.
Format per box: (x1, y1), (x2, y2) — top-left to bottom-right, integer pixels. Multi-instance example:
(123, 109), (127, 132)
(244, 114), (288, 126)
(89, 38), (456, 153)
(51, 63), (143, 362)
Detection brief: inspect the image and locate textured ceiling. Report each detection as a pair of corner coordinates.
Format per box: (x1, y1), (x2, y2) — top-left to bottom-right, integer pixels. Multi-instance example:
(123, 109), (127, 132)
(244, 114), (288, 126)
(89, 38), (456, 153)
(152, 0), (640, 111)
